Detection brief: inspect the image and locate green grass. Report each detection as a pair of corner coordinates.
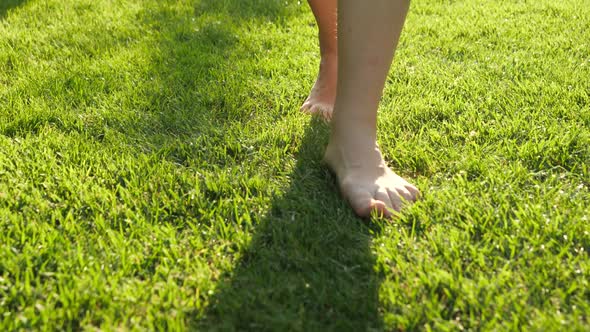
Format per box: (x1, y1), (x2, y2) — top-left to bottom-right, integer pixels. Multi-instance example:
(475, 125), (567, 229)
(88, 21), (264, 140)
(0, 0), (589, 330)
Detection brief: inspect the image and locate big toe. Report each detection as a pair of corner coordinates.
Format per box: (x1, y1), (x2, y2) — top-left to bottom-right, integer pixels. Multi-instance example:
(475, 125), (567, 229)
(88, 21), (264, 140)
(344, 186), (395, 218)
(344, 186), (374, 218)
(300, 99), (312, 112)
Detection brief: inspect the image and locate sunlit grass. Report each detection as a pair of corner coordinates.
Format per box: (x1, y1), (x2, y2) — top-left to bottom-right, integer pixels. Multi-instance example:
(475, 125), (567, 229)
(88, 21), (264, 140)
(0, 0), (588, 330)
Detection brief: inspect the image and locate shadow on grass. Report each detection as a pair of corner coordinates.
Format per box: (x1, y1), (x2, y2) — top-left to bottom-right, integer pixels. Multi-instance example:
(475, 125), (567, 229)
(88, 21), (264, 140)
(0, 0), (26, 19)
(197, 119), (384, 331)
(139, 1), (386, 329)
(3, 0), (386, 328)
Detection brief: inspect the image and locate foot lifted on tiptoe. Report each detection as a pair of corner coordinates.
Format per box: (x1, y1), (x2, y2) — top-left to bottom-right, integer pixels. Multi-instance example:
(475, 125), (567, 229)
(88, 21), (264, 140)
(300, 56), (337, 120)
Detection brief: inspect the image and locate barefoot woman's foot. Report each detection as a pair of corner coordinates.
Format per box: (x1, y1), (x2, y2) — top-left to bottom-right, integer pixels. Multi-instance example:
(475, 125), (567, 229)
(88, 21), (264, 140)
(300, 55), (337, 120)
(324, 138), (420, 218)
(307, 0), (414, 218)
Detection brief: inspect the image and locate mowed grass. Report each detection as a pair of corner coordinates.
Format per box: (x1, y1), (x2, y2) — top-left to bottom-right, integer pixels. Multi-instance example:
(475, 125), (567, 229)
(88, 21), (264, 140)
(0, 0), (589, 330)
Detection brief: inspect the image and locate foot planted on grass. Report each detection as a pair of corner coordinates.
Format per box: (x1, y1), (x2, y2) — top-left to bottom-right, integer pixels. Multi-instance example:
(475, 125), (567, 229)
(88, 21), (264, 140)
(324, 137), (420, 218)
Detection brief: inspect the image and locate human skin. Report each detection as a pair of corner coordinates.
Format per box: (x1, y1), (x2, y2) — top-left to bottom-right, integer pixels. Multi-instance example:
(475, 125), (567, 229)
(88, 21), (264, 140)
(301, 0), (337, 120)
(308, 0), (420, 218)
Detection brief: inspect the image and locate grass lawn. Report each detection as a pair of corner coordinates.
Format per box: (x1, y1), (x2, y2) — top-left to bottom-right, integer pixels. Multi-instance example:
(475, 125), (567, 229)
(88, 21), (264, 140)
(1, 0), (589, 330)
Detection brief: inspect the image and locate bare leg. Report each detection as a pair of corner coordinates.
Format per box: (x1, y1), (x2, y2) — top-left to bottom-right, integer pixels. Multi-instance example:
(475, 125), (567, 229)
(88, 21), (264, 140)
(324, 0), (420, 218)
(302, 0), (337, 120)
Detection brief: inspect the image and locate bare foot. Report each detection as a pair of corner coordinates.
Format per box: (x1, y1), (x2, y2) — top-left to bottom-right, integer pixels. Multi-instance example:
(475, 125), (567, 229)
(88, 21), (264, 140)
(324, 139), (420, 218)
(300, 55), (337, 120)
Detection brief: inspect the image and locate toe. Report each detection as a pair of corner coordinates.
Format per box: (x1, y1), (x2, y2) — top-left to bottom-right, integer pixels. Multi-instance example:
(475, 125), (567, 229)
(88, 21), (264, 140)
(404, 184), (420, 201)
(395, 186), (414, 203)
(300, 102), (311, 113)
(385, 188), (403, 212)
(375, 188), (395, 213)
(370, 199), (393, 218)
(319, 105), (333, 121)
(345, 188), (375, 218)
(309, 104), (333, 121)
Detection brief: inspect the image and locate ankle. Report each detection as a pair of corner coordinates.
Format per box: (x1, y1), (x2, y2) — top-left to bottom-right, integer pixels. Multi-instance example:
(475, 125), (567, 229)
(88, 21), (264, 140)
(330, 115), (377, 142)
(327, 129), (379, 159)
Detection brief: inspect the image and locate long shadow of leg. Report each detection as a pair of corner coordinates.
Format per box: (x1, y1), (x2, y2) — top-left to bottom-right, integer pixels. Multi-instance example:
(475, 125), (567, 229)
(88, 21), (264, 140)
(200, 118), (384, 331)
(0, 0), (26, 19)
